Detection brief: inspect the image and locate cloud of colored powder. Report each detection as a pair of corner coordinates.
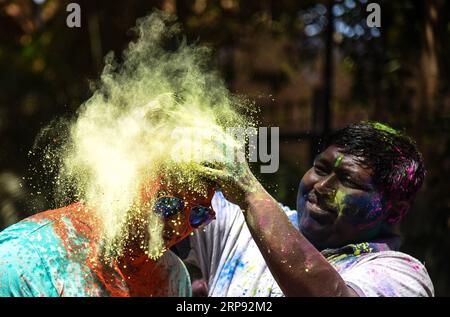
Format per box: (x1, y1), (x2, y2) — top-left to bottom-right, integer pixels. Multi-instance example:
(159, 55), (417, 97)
(37, 12), (254, 259)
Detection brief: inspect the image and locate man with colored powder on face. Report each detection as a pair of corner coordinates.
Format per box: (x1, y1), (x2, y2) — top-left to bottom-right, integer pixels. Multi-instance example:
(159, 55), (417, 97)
(188, 121), (434, 297)
(0, 176), (216, 297)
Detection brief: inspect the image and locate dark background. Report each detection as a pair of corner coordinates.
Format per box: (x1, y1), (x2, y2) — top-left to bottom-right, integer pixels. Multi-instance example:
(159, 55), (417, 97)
(0, 0), (449, 296)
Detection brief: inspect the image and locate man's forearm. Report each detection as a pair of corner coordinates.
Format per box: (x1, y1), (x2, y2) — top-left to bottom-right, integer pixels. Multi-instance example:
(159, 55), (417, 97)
(243, 184), (356, 297)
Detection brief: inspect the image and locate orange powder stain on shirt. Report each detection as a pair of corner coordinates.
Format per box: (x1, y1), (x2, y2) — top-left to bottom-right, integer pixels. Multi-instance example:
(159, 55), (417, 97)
(29, 203), (175, 296)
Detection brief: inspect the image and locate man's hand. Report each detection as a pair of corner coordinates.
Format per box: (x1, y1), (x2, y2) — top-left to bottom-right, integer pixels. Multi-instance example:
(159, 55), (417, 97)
(194, 159), (261, 210)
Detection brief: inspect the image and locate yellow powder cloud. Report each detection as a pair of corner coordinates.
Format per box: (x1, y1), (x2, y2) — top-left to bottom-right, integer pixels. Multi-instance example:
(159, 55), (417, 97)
(47, 11), (254, 259)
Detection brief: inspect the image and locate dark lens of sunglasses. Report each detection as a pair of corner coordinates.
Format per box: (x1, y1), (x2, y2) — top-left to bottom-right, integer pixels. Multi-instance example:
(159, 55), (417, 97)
(189, 206), (215, 228)
(154, 197), (184, 218)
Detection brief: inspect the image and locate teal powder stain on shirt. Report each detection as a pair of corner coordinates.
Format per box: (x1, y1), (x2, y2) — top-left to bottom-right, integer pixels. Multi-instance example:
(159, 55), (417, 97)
(0, 204), (192, 297)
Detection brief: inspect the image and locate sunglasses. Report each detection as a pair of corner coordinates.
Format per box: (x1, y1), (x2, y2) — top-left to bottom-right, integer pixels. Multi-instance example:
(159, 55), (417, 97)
(154, 196), (216, 229)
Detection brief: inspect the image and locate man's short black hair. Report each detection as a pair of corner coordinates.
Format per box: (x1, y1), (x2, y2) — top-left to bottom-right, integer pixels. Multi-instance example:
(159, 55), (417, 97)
(327, 121), (426, 205)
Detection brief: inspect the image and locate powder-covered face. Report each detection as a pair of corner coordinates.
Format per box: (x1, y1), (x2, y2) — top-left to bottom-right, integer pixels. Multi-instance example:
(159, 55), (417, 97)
(159, 187), (216, 249)
(119, 182), (215, 260)
(296, 145), (388, 249)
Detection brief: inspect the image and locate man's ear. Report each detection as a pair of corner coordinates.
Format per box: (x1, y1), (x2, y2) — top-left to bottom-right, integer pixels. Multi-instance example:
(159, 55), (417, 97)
(385, 201), (410, 224)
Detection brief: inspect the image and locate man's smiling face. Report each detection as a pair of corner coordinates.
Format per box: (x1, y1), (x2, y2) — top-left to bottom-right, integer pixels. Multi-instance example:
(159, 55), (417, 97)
(297, 145), (387, 249)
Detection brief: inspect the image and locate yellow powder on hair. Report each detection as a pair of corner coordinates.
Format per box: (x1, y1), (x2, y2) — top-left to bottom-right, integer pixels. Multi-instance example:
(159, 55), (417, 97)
(44, 12), (255, 259)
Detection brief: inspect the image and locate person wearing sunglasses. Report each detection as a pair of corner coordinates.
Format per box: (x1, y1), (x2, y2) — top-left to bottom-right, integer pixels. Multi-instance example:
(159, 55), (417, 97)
(0, 176), (216, 297)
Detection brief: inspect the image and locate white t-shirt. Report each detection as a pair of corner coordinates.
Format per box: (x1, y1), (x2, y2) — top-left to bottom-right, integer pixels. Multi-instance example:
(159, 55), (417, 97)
(188, 192), (434, 297)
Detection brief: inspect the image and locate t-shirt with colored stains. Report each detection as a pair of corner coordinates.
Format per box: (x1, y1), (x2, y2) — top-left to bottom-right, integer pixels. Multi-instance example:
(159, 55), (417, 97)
(0, 203), (191, 297)
(187, 192), (434, 297)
